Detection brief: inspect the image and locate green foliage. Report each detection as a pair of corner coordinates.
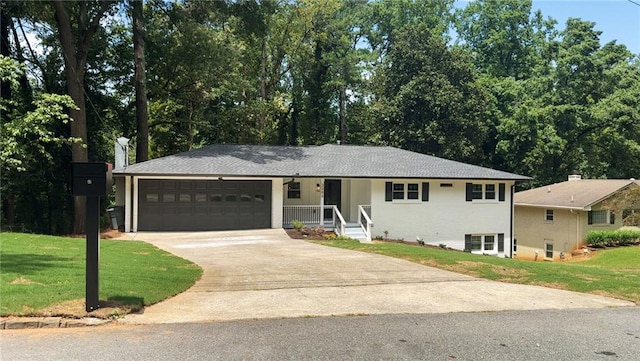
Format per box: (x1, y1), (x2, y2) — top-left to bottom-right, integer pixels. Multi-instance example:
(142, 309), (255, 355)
(4, 0), (640, 234)
(291, 219), (304, 231)
(0, 233), (202, 316)
(585, 230), (640, 248)
(373, 24), (492, 164)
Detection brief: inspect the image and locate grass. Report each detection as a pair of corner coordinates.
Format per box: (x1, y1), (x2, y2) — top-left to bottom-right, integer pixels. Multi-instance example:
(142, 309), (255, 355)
(0, 232), (202, 317)
(315, 239), (640, 304)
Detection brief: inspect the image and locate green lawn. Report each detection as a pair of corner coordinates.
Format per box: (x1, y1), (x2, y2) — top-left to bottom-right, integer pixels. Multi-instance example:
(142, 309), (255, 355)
(0, 233), (202, 317)
(315, 239), (640, 304)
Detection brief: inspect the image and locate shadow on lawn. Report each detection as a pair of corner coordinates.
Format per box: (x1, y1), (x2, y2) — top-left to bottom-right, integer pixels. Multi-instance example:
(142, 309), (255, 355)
(0, 253), (75, 274)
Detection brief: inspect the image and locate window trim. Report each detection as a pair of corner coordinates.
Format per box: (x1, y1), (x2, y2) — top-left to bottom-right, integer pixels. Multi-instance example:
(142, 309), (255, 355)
(287, 182), (301, 199)
(385, 181), (429, 203)
(545, 209), (554, 222)
(587, 209), (614, 225)
(544, 240), (554, 259)
(465, 233), (502, 254)
(466, 182), (503, 202)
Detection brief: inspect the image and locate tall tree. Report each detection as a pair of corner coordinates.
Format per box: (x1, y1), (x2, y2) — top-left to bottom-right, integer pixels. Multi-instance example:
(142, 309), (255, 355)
(373, 24), (492, 164)
(132, 0), (148, 162)
(52, 0), (117, 233)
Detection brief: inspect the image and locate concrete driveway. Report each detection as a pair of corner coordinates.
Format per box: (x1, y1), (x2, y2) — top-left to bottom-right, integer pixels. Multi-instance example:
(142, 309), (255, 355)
(118, 229), (633, 324)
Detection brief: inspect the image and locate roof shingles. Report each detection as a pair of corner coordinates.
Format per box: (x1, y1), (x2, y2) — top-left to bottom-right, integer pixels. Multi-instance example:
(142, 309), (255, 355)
(113, 144), (530, 180)
(514, 179), (639, 209)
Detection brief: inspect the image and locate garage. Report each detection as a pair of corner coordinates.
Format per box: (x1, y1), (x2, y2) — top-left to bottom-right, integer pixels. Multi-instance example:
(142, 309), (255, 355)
(138, 179), (272, 231)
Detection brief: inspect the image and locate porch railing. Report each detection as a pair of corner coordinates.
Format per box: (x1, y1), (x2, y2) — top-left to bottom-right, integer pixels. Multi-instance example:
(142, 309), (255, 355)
(358, 205), (373, 242)
(282, 205), (347, 235)
(333, 205), (346, 237)
(283, 205), (324, 225)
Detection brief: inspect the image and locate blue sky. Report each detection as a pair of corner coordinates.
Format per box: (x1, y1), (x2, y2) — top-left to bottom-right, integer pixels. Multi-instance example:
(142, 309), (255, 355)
(456, 0), (640, 55)
(533, 0), (640, 54)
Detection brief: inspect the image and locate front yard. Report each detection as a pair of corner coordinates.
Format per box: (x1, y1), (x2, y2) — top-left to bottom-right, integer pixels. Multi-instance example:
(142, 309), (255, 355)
(0, 233), (202, 318)
(315, 239), (640, 304)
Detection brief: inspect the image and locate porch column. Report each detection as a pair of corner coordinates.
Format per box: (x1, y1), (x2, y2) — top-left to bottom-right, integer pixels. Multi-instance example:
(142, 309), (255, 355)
(319, 178), (325, 226)
(124, 176), (132, 232)
(132, 176), (139, 232)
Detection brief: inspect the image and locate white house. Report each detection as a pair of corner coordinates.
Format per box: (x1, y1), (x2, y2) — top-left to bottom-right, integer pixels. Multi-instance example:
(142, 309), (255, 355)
(113, 144), (530, 257)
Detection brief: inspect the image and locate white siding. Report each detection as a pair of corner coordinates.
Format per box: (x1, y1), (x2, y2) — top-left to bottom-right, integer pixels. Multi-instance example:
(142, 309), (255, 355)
(348, 179), (371, 220)
(370, 179), (514, 256)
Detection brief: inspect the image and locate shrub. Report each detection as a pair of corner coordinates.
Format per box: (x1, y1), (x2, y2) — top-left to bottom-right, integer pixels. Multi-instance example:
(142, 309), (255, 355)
(313, 226), (325, 235)
(586, 229), (640, 247)
(291, 219), (304, 231)
(301, 225), (312, 235)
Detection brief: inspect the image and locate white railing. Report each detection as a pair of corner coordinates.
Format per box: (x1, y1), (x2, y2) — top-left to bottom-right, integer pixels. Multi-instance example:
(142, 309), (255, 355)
(333, 205), (346, 236)
(283, 205), (323, 225)
(362, 205), (371, 218)
(358, 205), (373, 242)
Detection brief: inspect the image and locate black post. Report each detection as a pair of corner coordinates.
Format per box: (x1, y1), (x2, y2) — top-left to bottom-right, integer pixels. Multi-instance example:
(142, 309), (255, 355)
(85, 195), (100, 312)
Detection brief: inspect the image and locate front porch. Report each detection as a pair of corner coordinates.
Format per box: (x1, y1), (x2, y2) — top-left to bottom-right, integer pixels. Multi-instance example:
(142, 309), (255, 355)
(283, 205), (373, 242)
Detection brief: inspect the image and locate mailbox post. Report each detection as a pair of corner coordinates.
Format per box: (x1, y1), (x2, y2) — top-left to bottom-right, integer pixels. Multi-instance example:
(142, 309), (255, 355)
(71, 162), (112, 312)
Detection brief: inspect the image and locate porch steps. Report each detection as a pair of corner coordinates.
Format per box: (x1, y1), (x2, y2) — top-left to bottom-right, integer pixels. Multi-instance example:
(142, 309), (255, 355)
(342, 223), (371, 243)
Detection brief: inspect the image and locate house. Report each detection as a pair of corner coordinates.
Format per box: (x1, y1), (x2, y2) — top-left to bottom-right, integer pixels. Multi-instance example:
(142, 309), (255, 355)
(514, 175), (639, 261)
(113, 144), (530, 256)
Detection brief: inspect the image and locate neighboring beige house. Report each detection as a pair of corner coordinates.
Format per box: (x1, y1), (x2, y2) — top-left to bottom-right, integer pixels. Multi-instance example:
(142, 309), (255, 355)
(514, 175), (639, 261)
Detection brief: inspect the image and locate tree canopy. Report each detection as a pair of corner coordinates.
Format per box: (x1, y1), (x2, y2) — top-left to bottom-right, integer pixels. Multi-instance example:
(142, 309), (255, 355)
(2, 0), (639, 234)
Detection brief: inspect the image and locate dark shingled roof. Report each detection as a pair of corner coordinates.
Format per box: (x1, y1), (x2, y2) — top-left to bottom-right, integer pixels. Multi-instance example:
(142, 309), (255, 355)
(113, 144), (530, 180)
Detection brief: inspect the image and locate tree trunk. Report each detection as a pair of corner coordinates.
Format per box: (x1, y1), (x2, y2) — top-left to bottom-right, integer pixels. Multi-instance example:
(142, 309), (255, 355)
(133, 0), (149, 162)
(339, 83), (347, 144)
(54, 1), (88, 234)
(53, 0), (114, 234)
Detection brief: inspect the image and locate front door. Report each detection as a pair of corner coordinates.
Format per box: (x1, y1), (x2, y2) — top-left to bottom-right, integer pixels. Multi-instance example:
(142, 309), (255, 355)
(324, 179), (341, 220)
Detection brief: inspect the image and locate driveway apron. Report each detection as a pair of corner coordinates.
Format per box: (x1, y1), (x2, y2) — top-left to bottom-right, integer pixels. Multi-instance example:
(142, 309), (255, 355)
(118, 229), (633, 324)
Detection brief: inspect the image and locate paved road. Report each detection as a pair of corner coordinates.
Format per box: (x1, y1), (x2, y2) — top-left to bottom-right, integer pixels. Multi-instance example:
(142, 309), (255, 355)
(116, 230), (632, 324)
(2, 308), (639, 360)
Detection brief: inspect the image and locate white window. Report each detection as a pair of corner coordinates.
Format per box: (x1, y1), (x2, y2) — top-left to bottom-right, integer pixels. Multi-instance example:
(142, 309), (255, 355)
(545, 209), (554, 221)
(588, 210), (613, 225)
(545, 241), (554, 259)
(407, 183), (419, 200)
(485, 184), (496, 200)
(386, 182), (425, 201)
(469, 183), (498, 201)
(468, 234), (497, 253)
(287, 182), (300, 199)
(393, 183), (405, 200)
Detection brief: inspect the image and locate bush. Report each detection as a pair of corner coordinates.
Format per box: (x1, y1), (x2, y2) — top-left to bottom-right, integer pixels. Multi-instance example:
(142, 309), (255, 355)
(313, 226), (325, 235)
(586, 229), (640, 247)
(301, 225), (312, 235)
(291, 219), (304, 231)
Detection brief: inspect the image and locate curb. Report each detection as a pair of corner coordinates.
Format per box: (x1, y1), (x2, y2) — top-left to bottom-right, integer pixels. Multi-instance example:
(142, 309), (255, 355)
(0, 317), (112, 330)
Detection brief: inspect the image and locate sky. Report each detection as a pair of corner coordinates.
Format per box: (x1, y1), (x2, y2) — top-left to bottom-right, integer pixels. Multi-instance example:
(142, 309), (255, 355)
(533, 0), (640, 54)
(456, 0), (640, 55)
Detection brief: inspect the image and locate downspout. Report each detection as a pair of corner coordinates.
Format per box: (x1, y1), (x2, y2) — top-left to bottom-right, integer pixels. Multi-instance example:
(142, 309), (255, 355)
(510, 184), (515, 258)
(570, 209), (580, 251)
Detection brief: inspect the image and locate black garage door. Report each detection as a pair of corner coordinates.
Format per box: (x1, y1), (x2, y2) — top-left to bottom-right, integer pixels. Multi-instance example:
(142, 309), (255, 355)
(138, 179), (272, 231)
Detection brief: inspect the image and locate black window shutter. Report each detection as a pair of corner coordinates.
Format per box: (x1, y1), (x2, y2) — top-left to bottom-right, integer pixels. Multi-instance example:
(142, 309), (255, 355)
(498, 233), (505, 252)
(385, 182), (393, 202)
(464, 234), (472, 252)
(422, 182), (429, 201)
(610, 212), (615, 224)
(465, 183), (473, 202)
(498, 183), (506, 201)
(588, 211), (593, 225)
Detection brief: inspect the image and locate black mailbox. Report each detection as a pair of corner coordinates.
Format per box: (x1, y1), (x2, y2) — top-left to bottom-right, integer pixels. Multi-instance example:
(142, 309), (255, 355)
(72, 162), (113, 196)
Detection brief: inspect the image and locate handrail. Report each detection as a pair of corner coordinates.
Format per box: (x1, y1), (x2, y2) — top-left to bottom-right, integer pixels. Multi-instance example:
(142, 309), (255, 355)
(358, 205), (373, 242)
(333, 205), (346, 236)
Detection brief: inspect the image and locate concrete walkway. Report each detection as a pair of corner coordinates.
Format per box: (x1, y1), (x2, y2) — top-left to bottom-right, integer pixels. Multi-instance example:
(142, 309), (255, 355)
(117, 229), (633, 324)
